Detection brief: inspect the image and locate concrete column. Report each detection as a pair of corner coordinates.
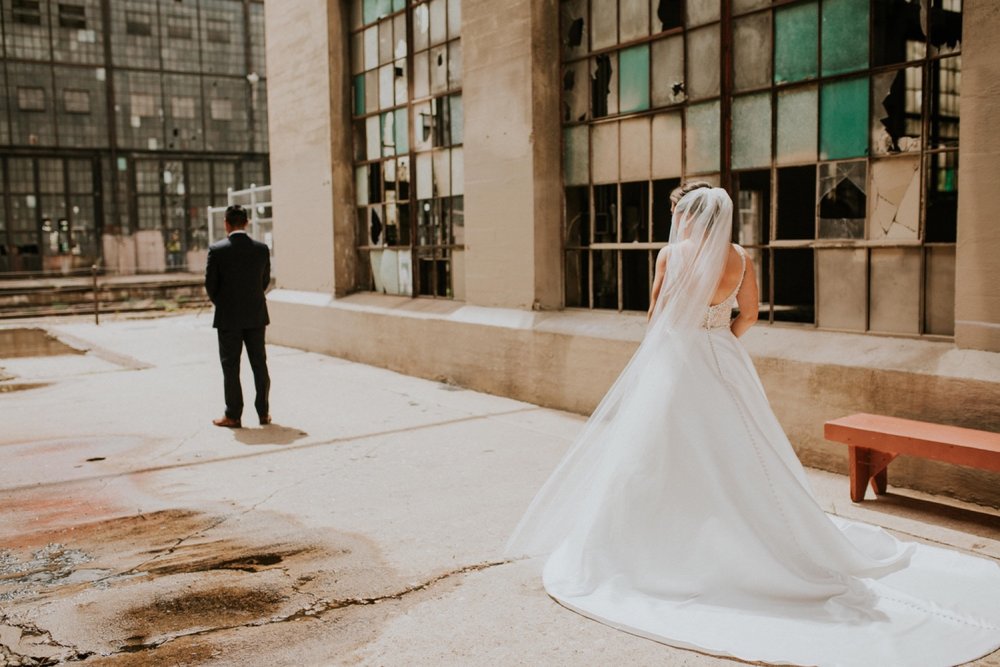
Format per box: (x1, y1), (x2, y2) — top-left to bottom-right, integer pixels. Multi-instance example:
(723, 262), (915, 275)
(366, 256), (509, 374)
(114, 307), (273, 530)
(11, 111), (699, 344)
(462, 0), (562, 310)
(955, 0), (1000, 352)
(264, 0), (356, 296)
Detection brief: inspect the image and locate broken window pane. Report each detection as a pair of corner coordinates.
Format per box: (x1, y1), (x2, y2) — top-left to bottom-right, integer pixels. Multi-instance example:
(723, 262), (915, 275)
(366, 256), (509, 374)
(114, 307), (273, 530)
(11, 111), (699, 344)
(733, 11), (772, 92)
(821, 0), (869, 76)
(619, 44), (650, 113)
(395, 58), (409, 105)
(776, 85), (818, 164)
(565, 185), (590, 246)
(773, 249), (815, 323)
(868, 156), (920, 239)
(869, 247), (920, 334)
(398, 156), (411, 201)
(591, 0), (618, 51)
(731, 92), (771, 170)
(592, 53), (619, 118)
(594, 183), (618, 243)
(873, 0), (927, 66)
(817, 248), (867, 331)
(775, 1), (818, 84)
(561, 0), (587, 58)
(621, 181), (649, 242)
(380, 111), (396, 155)
(651, 112), (682, 178)
(652, 178), (680, 241)
(592, 250), (618, 309)
(924, 245), (955, 335)
(818, 160), (867, 239)
(565, 250), (590, 307)
(651, 35), (685, 107)
(925, 150), (958, 242)
(685, 100), (720, 174)
(820, 76), (869, 160)
(776, 165), (816, 239)
(686, 25), (720, 100)
(430, 45), (448, 94)
(620, 116), (651, 181)
(621, 0), (651, 42)
(363, 0), (392, 25)
(563, 60), (590, 122)
(653, 0), (682, 32)
(871, 66), (922, 155)
(592, 121), (619, 184)
(622, 251), (651, 311)
(734, 170), (770, 247)
(929, 0), (962, 56)
(929, 56), (960, 148)
(685, 0), (720, 27)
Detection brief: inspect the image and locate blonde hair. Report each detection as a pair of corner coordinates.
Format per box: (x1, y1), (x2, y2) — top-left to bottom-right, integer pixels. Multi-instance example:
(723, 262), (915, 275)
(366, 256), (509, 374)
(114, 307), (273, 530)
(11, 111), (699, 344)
(669, 181), (713, 208)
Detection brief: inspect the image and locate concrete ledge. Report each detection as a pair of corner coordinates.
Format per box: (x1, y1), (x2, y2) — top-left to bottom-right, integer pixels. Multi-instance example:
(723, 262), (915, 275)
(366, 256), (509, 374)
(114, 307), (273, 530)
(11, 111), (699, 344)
(268, 289), (1000, 507)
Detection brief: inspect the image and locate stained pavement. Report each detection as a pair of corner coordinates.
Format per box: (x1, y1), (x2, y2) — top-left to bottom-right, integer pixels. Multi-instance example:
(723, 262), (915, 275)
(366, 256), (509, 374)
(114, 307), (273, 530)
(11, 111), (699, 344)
(1, 313), (998, 666)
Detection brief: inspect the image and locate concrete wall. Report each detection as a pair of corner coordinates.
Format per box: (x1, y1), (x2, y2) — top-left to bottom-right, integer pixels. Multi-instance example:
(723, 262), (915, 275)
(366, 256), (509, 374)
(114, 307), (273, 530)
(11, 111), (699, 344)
(269, 291), (1000, 508)
(264, 0), (338, 294)
(955, 0), (1000, 352)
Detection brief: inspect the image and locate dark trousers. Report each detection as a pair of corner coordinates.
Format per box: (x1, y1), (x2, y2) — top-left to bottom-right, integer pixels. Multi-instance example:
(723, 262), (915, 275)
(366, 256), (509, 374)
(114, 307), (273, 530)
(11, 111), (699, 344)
(218, 327), (269, 420)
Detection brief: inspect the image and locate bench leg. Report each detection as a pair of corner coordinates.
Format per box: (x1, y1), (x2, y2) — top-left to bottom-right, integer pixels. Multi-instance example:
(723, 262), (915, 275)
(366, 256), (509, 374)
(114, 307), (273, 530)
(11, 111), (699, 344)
(849, 447), (897, 502)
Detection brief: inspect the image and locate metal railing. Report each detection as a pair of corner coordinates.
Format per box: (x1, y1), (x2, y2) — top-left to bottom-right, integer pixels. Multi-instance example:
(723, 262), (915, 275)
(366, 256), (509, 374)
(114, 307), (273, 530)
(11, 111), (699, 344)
(207, 184), (274, 266)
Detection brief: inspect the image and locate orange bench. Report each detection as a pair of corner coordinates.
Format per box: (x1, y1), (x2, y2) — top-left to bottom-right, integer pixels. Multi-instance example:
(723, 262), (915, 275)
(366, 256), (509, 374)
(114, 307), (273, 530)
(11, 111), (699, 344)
(824, 413), (1000, 502)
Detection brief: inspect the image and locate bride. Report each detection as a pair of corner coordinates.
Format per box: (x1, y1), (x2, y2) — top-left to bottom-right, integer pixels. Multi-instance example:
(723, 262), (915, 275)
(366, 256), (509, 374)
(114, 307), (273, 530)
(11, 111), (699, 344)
(505, 185), (1000, 666)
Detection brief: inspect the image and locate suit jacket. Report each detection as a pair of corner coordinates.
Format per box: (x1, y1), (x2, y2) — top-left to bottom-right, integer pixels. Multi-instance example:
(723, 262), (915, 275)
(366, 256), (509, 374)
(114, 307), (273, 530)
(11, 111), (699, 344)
(205, 232), (271, 330)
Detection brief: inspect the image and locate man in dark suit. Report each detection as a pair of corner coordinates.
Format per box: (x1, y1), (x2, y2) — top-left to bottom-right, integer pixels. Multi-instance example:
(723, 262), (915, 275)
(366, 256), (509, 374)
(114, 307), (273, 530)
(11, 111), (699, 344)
(205, 205), (271, 428)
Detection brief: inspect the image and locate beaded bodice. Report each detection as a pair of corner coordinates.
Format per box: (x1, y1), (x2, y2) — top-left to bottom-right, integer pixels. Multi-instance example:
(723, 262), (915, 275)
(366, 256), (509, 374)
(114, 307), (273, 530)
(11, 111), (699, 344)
(702, 246), (746, 330)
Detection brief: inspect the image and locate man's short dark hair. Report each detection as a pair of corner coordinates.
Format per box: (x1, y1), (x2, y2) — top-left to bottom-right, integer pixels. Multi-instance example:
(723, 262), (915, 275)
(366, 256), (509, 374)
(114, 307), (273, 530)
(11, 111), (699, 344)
(225, 205), (248, 227)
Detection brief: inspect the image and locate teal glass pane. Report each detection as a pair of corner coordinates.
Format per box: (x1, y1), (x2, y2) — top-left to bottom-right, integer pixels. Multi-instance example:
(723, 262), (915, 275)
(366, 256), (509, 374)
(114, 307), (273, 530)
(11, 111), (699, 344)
(619, 44), (651, 113)
(392, 0), (406, 11)
(364, 0), (393, 24)
(732, 93), (772, 170)
(450, 95), (463, 145)
(354, 75), (365, 116)
(775, 1), (818, 84)
(685, 100), (720, 174)
(395, 108), (409, 153)
(821, 0), (869, 75)
(776, 85), (818, 164)
(820, 77), (869, 160)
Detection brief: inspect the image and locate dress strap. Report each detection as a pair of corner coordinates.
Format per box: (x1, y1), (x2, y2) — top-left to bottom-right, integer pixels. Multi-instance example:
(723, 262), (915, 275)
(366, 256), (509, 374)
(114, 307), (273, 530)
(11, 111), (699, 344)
(731, 245), (747, 299)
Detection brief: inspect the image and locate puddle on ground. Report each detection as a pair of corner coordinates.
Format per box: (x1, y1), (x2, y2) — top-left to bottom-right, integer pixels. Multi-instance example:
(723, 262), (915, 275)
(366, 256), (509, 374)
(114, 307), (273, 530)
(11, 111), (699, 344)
(0, 328), (84, 359)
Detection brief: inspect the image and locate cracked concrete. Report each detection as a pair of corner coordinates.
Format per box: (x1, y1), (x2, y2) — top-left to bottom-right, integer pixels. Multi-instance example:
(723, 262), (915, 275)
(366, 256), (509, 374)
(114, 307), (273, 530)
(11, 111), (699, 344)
(1, 313), (998, 666)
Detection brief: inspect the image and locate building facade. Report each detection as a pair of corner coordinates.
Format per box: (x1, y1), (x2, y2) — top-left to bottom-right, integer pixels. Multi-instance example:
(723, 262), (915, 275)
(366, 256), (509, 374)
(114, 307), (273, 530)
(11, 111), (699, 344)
(265, 0), (1000, 505)
(0, 0), (268, 275)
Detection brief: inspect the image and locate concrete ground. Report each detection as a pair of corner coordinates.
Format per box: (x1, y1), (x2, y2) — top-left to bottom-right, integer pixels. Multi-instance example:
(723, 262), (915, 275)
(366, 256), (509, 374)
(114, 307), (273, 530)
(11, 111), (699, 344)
(1, 313), (998, 667)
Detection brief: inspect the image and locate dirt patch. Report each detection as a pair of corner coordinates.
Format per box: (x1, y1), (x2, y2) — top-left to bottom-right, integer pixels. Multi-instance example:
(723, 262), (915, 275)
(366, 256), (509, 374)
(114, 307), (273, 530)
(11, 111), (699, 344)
(143, 541), (310, 576)
(120, 586), (287, 640)
(0, 329), (84, 359)
(0, 382), (50, 393)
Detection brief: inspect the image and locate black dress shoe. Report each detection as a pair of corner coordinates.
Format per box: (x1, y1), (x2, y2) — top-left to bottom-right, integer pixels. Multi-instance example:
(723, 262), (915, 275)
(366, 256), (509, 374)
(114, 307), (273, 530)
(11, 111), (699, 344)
(259, 414), (272, 426)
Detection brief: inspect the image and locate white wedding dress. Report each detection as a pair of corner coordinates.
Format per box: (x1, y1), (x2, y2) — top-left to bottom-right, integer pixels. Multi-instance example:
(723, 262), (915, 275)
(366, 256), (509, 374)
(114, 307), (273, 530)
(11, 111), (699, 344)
(506, 189), (1000, 667)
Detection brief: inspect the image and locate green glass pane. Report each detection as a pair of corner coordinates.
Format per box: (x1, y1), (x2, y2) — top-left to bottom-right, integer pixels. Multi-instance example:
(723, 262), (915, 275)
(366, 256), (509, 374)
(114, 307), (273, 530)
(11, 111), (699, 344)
(775, 1), (818, 84)
(619, 44), (650, 113)
(776, 85), (818, 164)
(821, 0), (869, 75)
(820, 77), (869, 160)
(364, 0), (392, 24)
(685, 100), (720, 174)
(395, 108), (409, 153)
(392, 0), (406, 11)
(564, 125), (589, 186)
(354, 74), (365, 116)
(732, 93), (772, 170)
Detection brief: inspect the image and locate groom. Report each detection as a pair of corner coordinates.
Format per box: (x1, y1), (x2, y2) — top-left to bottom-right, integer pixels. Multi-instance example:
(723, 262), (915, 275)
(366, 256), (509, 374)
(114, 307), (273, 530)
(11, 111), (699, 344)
(205, 205), (271, 428)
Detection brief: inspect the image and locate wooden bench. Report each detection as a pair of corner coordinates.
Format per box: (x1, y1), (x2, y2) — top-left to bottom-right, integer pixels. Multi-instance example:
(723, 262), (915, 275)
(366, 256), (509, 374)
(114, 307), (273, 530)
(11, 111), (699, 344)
(824, 413), (1000, 502)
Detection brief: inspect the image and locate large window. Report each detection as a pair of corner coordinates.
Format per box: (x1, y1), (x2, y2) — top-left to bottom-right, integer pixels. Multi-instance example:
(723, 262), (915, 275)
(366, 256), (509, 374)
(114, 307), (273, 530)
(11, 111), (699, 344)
(352, 0), (464, 299)
(563, 0), (961, 338)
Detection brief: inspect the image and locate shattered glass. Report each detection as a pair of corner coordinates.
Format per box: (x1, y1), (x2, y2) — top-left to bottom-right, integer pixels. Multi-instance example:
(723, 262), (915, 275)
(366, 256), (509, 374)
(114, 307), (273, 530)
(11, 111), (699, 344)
(561, 0), (587, 58)
(873, 0), (927, 65)
(871, 67), (922, 155)
(818, 160), (867, 239)
(651, 35), (685, 106)
(563, 60), (590, 122)
(653, 0), (682, 32)
(591, 53), (619, 118)
(929, 0), (962, 56)
(868, 156), (920, 240)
